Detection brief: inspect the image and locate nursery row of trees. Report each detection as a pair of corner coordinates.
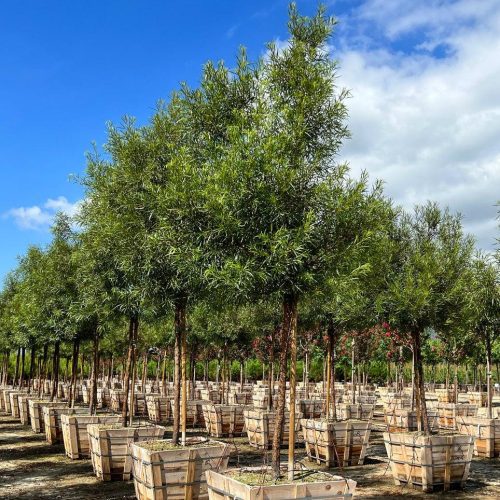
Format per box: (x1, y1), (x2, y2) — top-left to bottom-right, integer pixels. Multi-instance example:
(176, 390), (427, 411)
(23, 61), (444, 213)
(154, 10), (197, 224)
(0, 4), (498, 476)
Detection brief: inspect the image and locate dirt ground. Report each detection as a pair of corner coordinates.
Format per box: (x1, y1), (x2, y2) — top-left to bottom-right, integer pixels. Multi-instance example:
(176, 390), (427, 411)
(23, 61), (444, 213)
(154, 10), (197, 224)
(1, 413), (499, 499)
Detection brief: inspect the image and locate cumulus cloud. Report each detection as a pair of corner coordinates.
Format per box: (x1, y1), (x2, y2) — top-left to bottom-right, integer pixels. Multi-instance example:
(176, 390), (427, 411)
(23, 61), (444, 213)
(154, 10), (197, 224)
(332, 0), (500, 251)
(4, 196), (82, 230)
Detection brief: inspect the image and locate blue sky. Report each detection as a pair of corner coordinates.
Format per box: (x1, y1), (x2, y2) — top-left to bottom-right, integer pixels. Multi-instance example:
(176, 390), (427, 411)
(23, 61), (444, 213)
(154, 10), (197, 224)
(1, 0), (499, 282)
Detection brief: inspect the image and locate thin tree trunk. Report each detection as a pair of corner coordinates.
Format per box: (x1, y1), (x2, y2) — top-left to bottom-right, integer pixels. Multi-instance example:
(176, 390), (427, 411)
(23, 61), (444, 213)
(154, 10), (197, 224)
(129, 331), (138, 425)
(19, 347), (26, 388)
(180, 317), (187, 445)
(122, 317), (136, 426)
(89, 331), (99, 415)
(50, 341), (60, 401)
(351, 339), (355, 404)
(486, 333), (493, 419)
(240, 358), (244, 392)
(141, 353), (148, 392)
(70, 339), (80, 407)
(172, 299), (186, 445)
(14, 347), (21, 389)
(411, 348), (416, 412)
(304, 350), (309, 399)
(412, 331), (429, 434)
(326, 323), (337, 420)
(28, 346), (36, 395)
(271, 293), (297, 479)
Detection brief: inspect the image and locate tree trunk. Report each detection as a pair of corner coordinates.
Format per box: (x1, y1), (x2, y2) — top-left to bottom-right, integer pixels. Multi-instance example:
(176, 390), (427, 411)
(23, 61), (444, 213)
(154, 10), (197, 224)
(141, 353), (148, 392)
(271, 293), (297, 479)
(351, 339), (355, 404)
(411, 348), (416, 411)
(412, 331), (429, 434)
(14, 347), (21, 389)
(325, 323), (337, 420)
(486, 332), (493, 419)
(129, 331), (138, 425)
(122, 317), (136, 426)
(19, 347), (26, 388)
(180, 314), (188, 445)
(304, 350), (309, 399)
(172, 299), (186, 445)
(89, 331), (99, 415)
(50, 341), (60, 401)
(70, 339), (80, 407)
(240, 358), (244, 392)
(28, 346), (36, 395)
(267, 353), (274, 410)
(39, 345), (48, 397)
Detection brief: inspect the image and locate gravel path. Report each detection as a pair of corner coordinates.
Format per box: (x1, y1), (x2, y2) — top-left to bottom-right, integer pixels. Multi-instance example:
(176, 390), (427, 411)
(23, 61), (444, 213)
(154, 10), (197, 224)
(1, 413), (499, 499)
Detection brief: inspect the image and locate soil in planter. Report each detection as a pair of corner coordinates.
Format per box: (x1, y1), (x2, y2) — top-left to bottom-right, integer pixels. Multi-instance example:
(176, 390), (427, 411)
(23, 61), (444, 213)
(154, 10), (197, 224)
(139, 438), (223, 451)
(226, 469), (338, 487)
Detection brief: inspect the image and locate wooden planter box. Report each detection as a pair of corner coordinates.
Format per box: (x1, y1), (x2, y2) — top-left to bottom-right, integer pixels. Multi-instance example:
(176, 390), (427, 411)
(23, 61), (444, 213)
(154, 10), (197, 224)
(29, 400), (66, 433)
(252, 394), (272, 409)
(383, 432), (474, 492)
(438, 403), (478, 430)
(467, 392), (487, 407)
(337, 403), (374, 421)
(301, 419), (371, 467)
(146, 395), (171, 424)
(43, 406), (89, 444)
(61, 414), (123, 459)
(382, 394), (412, 411)
(9, 391), (25, 419)
(129, 392), (147, 416)
(342, 394), (377, 405)
(227, 392), (252, 405)
(384, 409), (438, 432)
(131, 437), (230, 500)
(436, 389), (456, 404)
(2, 389), (15, 414)
(206, 467), (357, 500)
(88, 424), (165, 481)
(200, 389), (222, 404)
(456, 416), (500, 458)
(82, 386), (90, 404)
(244, 409), (302, 450)
(202, 404), (246, 438)
(97, 387), (110, 408)
(293, 399), (325, 419)
(18, 395), (32, 425)
(170, 399), (207, 428)
(110, 389), (125, 412)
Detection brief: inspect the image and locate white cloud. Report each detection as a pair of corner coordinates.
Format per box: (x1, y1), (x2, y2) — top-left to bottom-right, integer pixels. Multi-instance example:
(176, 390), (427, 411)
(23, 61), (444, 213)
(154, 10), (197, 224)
(4, 196), (82, 230)
(333, 0), (500, 251)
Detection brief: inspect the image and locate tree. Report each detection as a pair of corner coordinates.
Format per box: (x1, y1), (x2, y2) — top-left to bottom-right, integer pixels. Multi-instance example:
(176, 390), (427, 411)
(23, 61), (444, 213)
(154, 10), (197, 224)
(383, 203), (474, 432)
(204, 4), (390, 477)
(467, 255), (499, 417)
(79, 121), (152, 424)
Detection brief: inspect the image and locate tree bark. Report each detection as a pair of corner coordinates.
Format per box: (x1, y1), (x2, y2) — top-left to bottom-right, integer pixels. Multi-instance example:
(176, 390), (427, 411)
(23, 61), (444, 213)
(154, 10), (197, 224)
(351, 339), (356, 404)
(129, 329), (138, 425)
(70, 339), (80, 407)
(89, 330), (99, 415)
(271, 293), (297, 479)
(19, 347), (26, 388)
(172, 298), (186, 445)
(325, 323), (337, 420)
(412, 331), (429, 434)
(14, 347), (20, 389)
(122, 317), (136, 426)
(28, 346), (36, 395)
(50, 341), (60, 401)
(486, 332), (493, 419)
